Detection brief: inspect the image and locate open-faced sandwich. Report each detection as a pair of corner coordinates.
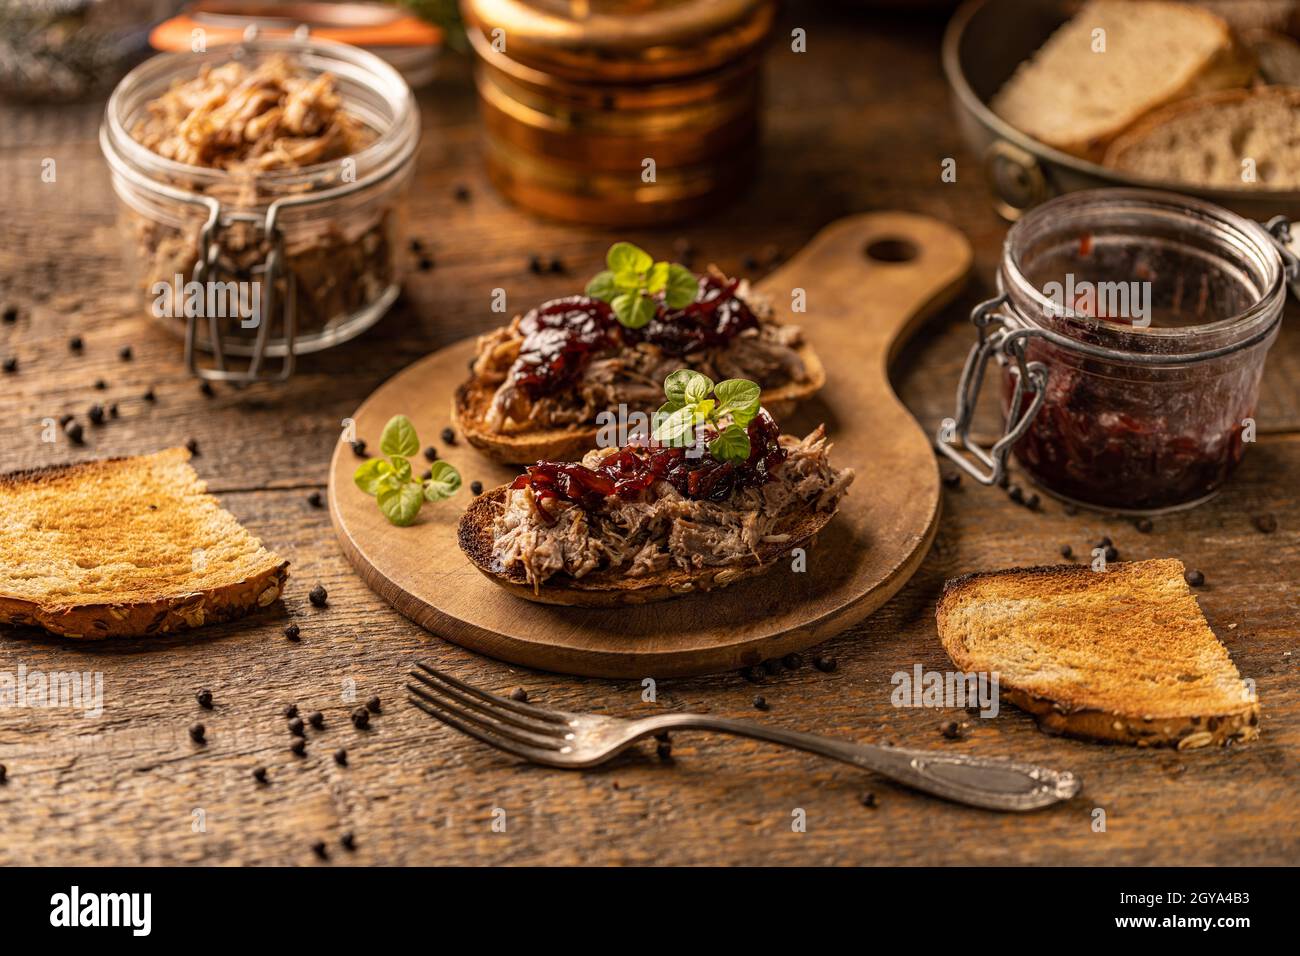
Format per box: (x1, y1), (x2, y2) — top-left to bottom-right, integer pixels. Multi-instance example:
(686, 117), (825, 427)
(459, 371), (853, 606)
(454, 242), (825, 464)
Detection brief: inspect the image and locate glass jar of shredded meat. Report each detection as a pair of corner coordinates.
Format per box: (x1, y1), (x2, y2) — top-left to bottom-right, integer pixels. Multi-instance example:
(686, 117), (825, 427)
(940, 189), (1296, 514)
(100, 35), (418, 382)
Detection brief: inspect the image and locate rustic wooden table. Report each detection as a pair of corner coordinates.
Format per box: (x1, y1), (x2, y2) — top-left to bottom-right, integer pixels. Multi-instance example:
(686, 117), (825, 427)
(1, 8), (1296, 866)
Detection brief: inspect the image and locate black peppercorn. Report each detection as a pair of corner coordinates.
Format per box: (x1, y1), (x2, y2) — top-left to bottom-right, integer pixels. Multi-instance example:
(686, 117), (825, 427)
(88, 404), (105, 425)
(1096, 536), (1113, 549)
(470, 480), (483, 496)
(199, 380), (214, 397)
(1007, 484), (1024, 504)
(94, 378), (106, 390)
(307, 491), (323, 508)
(312, 840), (327, 859)
(196, 688), (213, 709)
(861, 791), (878, 808)
(109, 403), (119, 419)
(409, 238), (423, 254)
(283, 703), (299, 719)
(334, 748), (348, 766)
(1185, 568), (1205, 587)
(119, 345), (133, 361)
(1025, 493), (1040, 510)
(453, 184), (471, 202)
(143, 388), (156, 402)
(1136, 517), (1153, 533)
(65, 421), (84, 445)
(418, 256), (434, 272)
(351, 707), (370, 729)
(291, 739), (307, 756)
(189, 723), (206, 744)
(753, 695), (769, 711)
(528, 255), (544, 274)
(1060, 544), (1073, 559)
(185, 438), (200, 456)
(289, 717), (305, 737)
(351, 439), (367, 458)
(814, 656), (837, 673)
(548, 257), (565, 274)
(941, 470), (961, 488)
(509, 688), (528, 702)
(423, 446), (438, 462)
(253, 766), (267, 784)
(308, 711), (324, 729)
(940, 720), (961, 740)
(284, 624), (300, 641)
(0, 764), (8, 783)
(1254, 513), (1278, 534)
(2, 306), (17, 323)
(365, 695), (381, 714)
(741, 665), (763, 683)
(783, 653), (803, 669)
(1104, 545), (1119, 562)
(656, 740), (672, 760)
(441, 426), (456, 444)
(341, 832), (356, 851)
(309, 585), (328, 608)
(2, 357), (17, 374)
(68, 336), (83, 352)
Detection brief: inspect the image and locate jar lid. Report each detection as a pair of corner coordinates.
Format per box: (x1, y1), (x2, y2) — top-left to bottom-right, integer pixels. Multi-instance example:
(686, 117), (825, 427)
(461, 0), (776, 83)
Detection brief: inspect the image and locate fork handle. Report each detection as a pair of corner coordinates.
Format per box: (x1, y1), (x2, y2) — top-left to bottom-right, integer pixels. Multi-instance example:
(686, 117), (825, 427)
(634, 714), (1080, 812)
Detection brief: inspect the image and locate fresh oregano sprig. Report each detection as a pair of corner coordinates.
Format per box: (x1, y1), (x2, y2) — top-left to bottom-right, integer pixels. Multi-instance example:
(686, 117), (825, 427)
(585, 241), (699, 329)
(354, 414), (461, 526)
(651, 370), (762, 464)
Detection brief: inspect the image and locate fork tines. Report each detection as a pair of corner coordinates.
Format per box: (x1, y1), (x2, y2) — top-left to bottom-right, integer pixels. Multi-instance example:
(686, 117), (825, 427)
(406, 663), (571, 761)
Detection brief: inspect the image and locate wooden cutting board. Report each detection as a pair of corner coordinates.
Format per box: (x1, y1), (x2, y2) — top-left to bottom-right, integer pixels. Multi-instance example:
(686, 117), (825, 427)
(328, 212), (971, 677)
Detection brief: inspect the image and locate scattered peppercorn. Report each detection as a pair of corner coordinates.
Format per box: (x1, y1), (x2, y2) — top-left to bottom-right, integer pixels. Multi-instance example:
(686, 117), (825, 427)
(753, 695), (769, 711)
(341, 832), (356, 851)
(68, 336), (83, 352)
(253, 766), (267, 784)
(2, 357), (17, 374)
(291, 739), (307, 756)
(860, 791), (878, 808)
(365, 695), (381, 714)
(509, 688), (528, 702)
(2, 306), (16, 323)
(88, 404), (105, 425)
(350, 439), (367, 457)
(1060, 544), (1073, 559)
(351, 707), (371, 730)
(470, 480), (484, 496)
(309, 585), (328, 608)
(289, 717), (305, 737)
(334, 748), (348, 766)
(58, 414), (74, 427)
(119, 345), (133, 361)
(941, 470), (961, 488)
(423, 446), (438, 462)
(64, 421), (84, 445)
(196, 688), (213, 709)
(0, 764), (8, 783)
(528, 254), (544, 274)
(783, 653), (803, 669)
(312, 840), (327, 859)
(418, 256), (434, 272)
(1104, 545), (1118, 562)
(185, 438), (200, 456)
(939, 720), (961, 740)
(1024, 493), (1040, 510)
(284, 624), (300, 641)
(453, 184), (471, 202)
(109, 403), (119, 419)
(548, 257), (566, 274)
(283, 703), (299, 719)
(656, 740), (672, 760)
(814, 656), (837, 673)
(741, 665), (763, 683)
(199, 380), (214, 397)
(441, 426), (456, 444)
(421, 469), (432, 481)
(307, 491), (323, 508)
(308, 711), (324, 729)
(762, 658), (781, 676)
(1254, 513), (1278, 534)
(94, 378), (106, 390)
(189, 723), (206, 744)
(409, 238), (423, 254)
(143, 388), (156, 402)
(1007, 484), (1024, 504)
(1096, 536), (1113, 549)
(1136, 517), (1154, 533)
(654, 731), (671, 743)
(1185, 568), (1205, 587)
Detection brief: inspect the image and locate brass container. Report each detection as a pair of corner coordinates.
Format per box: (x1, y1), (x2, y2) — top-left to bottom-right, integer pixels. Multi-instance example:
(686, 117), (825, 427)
(460, 0), (776, 225)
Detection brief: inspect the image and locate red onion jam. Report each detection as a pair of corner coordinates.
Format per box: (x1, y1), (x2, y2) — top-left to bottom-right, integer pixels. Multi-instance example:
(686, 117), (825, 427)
(511, 410), (786, 521)
(504, 275), (758, 402)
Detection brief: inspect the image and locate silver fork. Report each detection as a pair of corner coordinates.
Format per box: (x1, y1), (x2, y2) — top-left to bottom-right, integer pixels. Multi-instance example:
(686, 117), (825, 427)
(406, 663), (1081, 812)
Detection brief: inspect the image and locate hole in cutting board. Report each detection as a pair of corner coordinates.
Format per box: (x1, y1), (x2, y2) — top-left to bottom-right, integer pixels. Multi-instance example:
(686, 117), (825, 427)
(864, 237), (919, 263)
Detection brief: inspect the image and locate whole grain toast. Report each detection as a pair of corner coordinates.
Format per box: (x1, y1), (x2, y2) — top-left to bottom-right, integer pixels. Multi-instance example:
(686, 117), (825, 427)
(458, 484), (836, 607)
(992, 1), (1254, 161)
(936, 558), (1259, 748)
(453, 341), (825, 465)
(0, 448), (288, 639)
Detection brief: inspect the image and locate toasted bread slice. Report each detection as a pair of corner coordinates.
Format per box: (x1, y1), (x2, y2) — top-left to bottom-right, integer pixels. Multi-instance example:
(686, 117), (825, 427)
(992, 1), (1254, 161)
(453, 342), (826, 465)
(0, 449), (288, 639)
(936, 558), (1259, 748)
(459, 484), (837, 607)
(1104, 86), (1300, 187)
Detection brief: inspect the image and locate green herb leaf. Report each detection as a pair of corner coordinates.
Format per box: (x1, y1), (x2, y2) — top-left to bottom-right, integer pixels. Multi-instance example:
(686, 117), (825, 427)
(664, 369), (711, 406)
(380, 414), (420, 459)
(390, 456), (413, 483)
(353, 458), (394, 496)
(584, 270), (619, 302)
(653, 404), (700, 445)
(377, 482), (424, 526)
(645, 261), (670, 294)
(423, 461), (462, 501)
(612, 292), (655, 329)
(607, 241), (653, 276)
(709, 422), (751, 464)
(664, 264), (699, 309)
(713, 378), (761, 426)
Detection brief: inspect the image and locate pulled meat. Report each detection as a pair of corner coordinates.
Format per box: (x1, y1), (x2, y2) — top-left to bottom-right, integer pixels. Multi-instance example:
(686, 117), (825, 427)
(132, 56), (373, 173)
(472, 281), (810, 433)
(492, 427), (854, 590)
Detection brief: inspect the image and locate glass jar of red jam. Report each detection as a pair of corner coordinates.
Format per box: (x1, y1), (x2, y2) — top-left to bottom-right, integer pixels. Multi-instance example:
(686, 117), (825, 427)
(940, 189), (1296, 514)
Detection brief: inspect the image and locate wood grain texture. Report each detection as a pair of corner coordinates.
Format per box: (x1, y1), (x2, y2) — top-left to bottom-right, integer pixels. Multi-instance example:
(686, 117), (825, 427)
(327, 212), (968, 677)
(0, 7), (1296, 866)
